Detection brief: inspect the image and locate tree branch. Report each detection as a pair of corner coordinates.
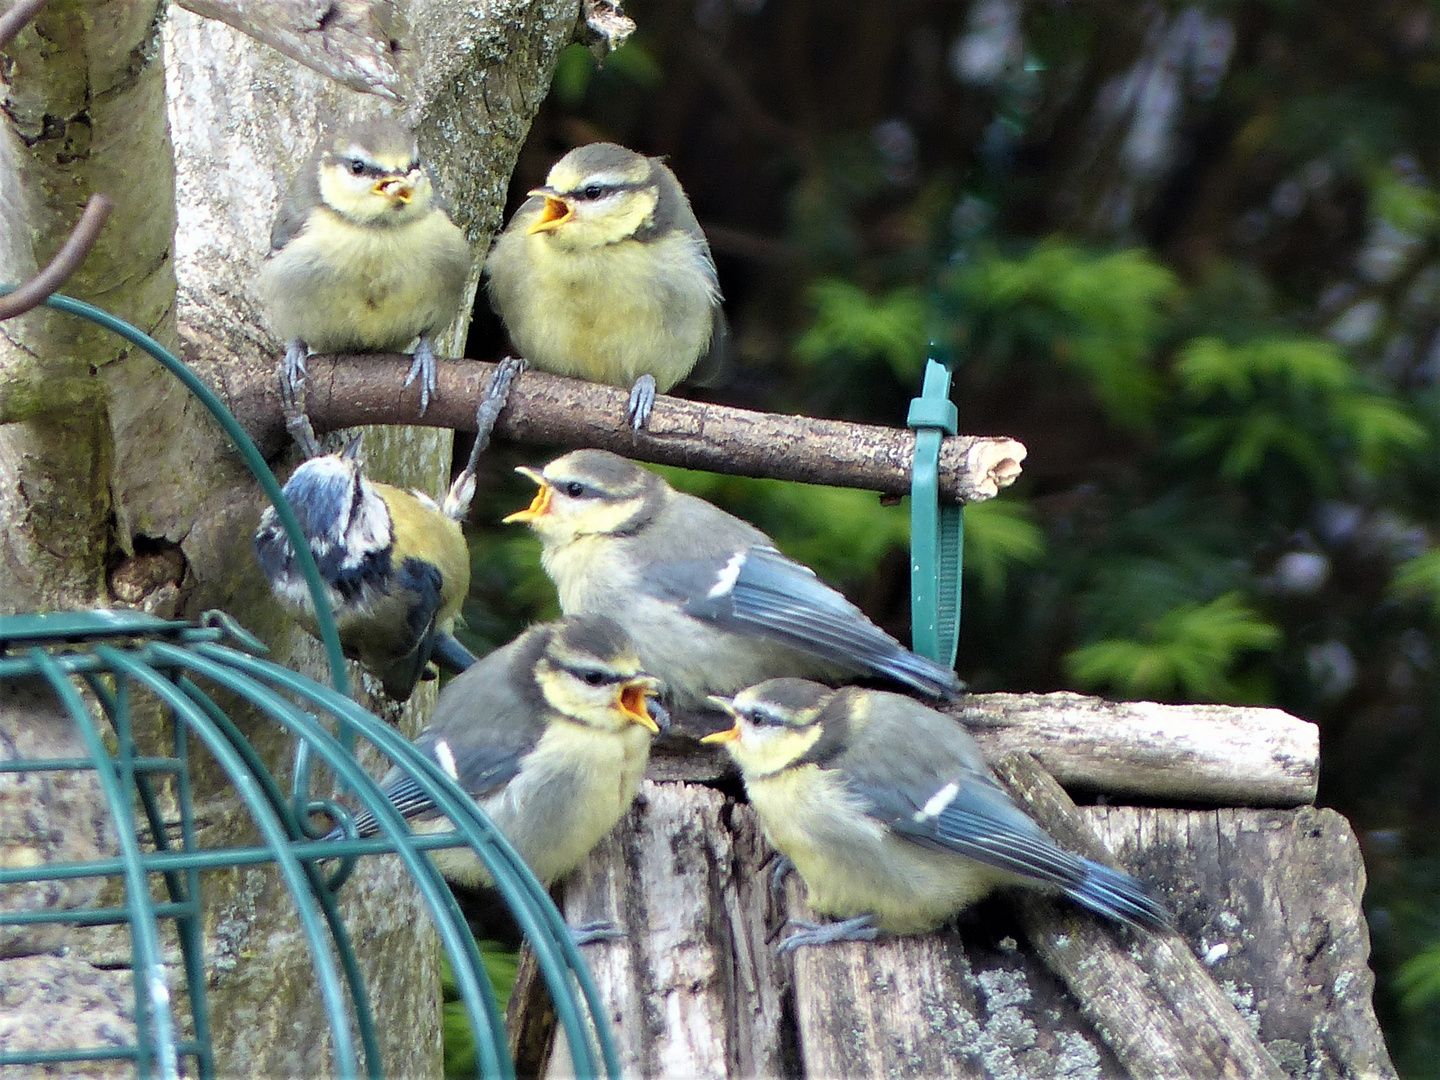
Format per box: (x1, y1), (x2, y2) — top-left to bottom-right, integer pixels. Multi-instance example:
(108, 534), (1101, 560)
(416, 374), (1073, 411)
(234, 353), (1028, 503)
(174, 0), (405, 99)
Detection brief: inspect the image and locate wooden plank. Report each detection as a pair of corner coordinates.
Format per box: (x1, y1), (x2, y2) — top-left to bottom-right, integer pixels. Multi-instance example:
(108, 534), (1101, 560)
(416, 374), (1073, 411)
(959, 693), (1318, 807)
(651, 691), (1319, 808)
(990, 753), (1287, 1080)
(530, 772), (1392, 1079)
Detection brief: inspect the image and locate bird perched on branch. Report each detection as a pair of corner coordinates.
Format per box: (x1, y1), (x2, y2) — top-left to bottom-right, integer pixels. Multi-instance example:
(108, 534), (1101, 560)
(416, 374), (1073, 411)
(484, 142), (724, 430)
(503, 449), (962, 712)
(258, 118), (471, 416)
(253, 436), (477, 701)
(704, 679), (1172, 951)
(334, 615), (667, 894)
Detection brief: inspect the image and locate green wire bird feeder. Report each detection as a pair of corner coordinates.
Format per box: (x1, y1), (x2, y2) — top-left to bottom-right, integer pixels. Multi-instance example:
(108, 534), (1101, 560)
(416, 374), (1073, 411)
(0, 290), (620, 1079)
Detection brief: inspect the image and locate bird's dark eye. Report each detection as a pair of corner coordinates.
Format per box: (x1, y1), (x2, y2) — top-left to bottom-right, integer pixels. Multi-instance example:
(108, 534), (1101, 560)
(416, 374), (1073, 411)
(565, 481), (586, 498)
(348, 158), (366, 176)
(581, 670), (607, 686)
(747, 708), (783, 727)
(581, 184), (604, 200)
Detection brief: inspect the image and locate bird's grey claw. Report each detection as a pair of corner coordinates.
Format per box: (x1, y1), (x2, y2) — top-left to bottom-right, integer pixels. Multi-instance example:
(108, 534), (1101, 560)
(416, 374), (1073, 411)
(277, 345), (321, 459)
(283, 340), (308, 389)
(569, 919), (625, 946)
(474, 356), (527, 447)
(775, 915), (880, 954)
(406, 335), (439, 415)
(627, 374), (657, 431)
(769, 855), (795, 911)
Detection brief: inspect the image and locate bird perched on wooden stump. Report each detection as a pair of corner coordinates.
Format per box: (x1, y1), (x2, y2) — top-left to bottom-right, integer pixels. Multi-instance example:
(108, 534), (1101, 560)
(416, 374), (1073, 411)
(704, 679), (1172, 951)
(331, 615), (667, 903)
(503, 449), (963, 714)
(484, 142), (725, 431)
(258, 118), (471, 417)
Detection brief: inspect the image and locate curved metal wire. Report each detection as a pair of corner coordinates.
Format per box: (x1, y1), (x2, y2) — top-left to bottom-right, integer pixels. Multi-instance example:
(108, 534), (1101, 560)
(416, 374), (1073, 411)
(186, 641), (620, 1079)
(0, 288), (351, 700)
(27, 650), (181, 1080)
(0, 284), (623, 1075)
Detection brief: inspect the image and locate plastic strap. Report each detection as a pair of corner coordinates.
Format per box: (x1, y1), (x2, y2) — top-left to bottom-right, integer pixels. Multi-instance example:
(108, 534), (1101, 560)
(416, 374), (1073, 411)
(907, 353), (964, 667)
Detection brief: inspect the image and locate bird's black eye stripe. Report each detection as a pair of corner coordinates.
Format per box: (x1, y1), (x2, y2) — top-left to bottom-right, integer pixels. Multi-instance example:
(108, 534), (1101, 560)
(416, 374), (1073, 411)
(577, 184), (607, 201)
(746, 708), (786, 728)
(573, 667), (616, 687)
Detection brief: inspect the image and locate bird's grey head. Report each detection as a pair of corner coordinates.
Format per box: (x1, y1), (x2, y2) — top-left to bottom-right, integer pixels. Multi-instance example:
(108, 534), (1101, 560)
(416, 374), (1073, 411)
(504, 449), (666, 542)
(315, 119), (432, 225)
(533, 614), (666, 734)
(702, 678), (837, 775)
(275, 449), (392, 568)
(522, 142), (677, 249)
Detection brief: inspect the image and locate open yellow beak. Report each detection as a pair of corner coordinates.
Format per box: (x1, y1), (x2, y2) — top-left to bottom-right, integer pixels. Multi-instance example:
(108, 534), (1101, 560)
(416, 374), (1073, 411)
(527, 193), (574, 234)
(502, 467), (550, 524)
(700, 696), (742, 743)
(617, 677), (663, 733)
(374, 176), (414, 204)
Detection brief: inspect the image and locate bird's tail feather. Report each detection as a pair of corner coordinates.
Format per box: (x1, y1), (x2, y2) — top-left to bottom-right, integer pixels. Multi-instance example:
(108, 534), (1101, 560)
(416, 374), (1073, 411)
(1065, 859), (1173, 932)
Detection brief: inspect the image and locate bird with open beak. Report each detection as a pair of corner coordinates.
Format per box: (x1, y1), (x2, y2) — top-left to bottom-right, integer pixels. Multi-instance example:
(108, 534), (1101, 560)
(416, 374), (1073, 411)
(332, 615), (668, 898)
(502, 449), (963, 716)
(704, 679), (1172, 951)
(258, 119), (471, 417)
(484, 142), (725, 430)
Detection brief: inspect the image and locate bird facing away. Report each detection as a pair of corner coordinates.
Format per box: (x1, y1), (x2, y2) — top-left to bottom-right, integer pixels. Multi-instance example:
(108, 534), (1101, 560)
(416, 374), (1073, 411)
(704, 679), (1172, 950)
(484, 142), (724, 430)
(503, 449), (963, 713)
(336, 615), (667, 890)
(253, 438), (476, 701)
(258, 118), (471, 415)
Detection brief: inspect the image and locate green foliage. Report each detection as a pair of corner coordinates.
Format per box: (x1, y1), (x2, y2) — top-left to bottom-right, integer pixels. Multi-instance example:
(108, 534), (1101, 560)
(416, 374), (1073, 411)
(1065, 592), (1281, 702)
(1398, 940), (1440, 1011)
(441, 943), (521, 1079)
(962, 498), (1046, 599)
(1173, 336), (1426, 485)
(946, 244), (1178, 429)
(1390, 549), (1440, 616)
(795, 279), (929, 383)
(550, 41), (662, 107)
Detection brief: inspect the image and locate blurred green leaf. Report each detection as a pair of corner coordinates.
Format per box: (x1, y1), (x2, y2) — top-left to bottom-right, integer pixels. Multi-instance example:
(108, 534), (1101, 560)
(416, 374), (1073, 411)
(1398, 941), (1440, 1011)
(795, 279), (929, 382)
(949, 243), (1177, 428)
(1065, 592), (1280, 701)
(442, 942), (521, 1079)
(1390, 549), (1440, 615)
(963, 498), (1046, 598)
(1175, 336), (1352, 399)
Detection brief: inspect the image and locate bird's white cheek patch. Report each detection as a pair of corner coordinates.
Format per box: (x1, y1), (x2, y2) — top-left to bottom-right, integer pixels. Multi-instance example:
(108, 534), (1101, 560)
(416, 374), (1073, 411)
(913, 781), (961, 823)
(434, 739), (459, 782)
(708, 551), (747, 599)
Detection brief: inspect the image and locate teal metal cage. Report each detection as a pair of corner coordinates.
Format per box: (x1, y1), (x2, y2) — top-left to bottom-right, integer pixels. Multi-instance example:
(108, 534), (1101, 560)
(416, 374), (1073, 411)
(0, 291), (620, 1078)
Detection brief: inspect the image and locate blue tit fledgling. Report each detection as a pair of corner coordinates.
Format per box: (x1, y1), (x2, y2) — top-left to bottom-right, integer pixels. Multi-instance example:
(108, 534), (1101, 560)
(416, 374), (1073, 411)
(336, 615), (667, 889)
(484, 142), (725, 430)
(253, 438), (477, 701)
(258, 118), (471, 415)
(703, 679), (1172, 951)
(503, 449), (962, 712)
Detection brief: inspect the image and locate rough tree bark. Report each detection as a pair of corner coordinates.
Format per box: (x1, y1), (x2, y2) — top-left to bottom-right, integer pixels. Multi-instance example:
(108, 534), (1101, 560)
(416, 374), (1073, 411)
(0, 0), (576, 1074)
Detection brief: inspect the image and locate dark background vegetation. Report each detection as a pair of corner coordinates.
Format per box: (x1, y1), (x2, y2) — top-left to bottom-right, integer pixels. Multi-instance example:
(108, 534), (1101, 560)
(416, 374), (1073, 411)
(458, 1), (1440, 1071)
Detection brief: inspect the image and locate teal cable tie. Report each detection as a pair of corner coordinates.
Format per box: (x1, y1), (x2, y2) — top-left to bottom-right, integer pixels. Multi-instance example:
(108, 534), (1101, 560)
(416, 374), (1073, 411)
(907, 351), (964, 668)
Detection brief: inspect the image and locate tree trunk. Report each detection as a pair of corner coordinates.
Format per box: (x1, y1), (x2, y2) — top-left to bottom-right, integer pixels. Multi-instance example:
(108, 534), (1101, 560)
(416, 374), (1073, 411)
(1, 0), (575, 1073)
